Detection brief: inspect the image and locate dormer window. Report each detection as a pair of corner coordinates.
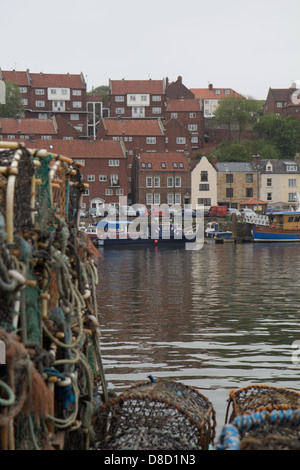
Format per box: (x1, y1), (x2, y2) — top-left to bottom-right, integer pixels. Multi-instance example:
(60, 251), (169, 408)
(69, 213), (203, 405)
(286, 164), (297, 172)
(266, 165), (272, 172)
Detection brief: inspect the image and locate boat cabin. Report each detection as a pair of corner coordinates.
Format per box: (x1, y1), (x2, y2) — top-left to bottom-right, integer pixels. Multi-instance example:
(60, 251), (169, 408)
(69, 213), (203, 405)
(268, 211), (300, 230)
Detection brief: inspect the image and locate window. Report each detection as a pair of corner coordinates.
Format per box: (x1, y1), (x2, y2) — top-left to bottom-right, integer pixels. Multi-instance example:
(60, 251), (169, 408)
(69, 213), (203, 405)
(161, 162), (166, 169)
(246, 188), (253, 197)
(198, 198), (211, 205)
(189, 113), (196, 118)
(21, 99), (28, 105)
(116, 107), (125, 114)
(175, 194), (181, 204)
(191, 137), (198, 143)
(73, 101), (82, 108)
(171, 113), (178, 119)
(72, 90), (82, 96)
(147, 163), (152, 169)
(215, 89), (221, 94)
(287, 165), (297, 171)
(63, 136), (73, 140)
(50, 89), (57, 95)
(289, 179), (297, 187)
(152, 95), (161, 101)
(141, 95), (147, 102)
(267, 178), (272, 187)
(167, 194), (174, 204)
(129, 95), (136, 101)
(146, 177), (152, 187)
(224, 89), (230, 94)
(154, 177), (160, 187)
(179, 162), (184, 168)
(267, 193), (272, 201)
(175, 177), (181, 187)
(87, 175), (95, 182)
(199, 184), (209, 191)
(99, 175), (107, 181)
(141, 162), (146, 168)
(226, 188), (233, 198)
(246, 174), (253, 183)
(277, 102), (282, 107)
(153, 194), (160, 204)
(167, 177), (173, 187)
(289, 192), (296, 202)
(173, 162), (178, 168)
(115, 96), (124, 102)
(226, 174), (233, 183)
(188, 124), (198, 131)
(7, 135), (15, 139)
(116, 188), (124, 195)
(105, 189), (113, 196)
(146, 193), (153, 205)
(38, 113), (47, 119)
(19, 87), (27, 93)
(70, 114), (79, 120)
(152, 107), (161, 114)
(266, 165), (272, 172)
(110, 174), (119, 186)
(35, 89), (44, 95)
(176, 137), (186, 144)
(36, 101), (45, 107)
(146, 137), (156, 144)
(109, 159), (119, 166)
(112, 136), (120, 141)
(41, 135), (52, 140)
(201, 171), (208, 181)
(83, 188), (89, 196)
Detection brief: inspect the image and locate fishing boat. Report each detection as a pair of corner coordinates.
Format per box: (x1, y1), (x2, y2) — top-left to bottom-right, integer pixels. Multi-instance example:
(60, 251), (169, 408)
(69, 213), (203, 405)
(252, 210), (300, 242)
(95, 219), (197, 247)
(205, 221), (232, 239)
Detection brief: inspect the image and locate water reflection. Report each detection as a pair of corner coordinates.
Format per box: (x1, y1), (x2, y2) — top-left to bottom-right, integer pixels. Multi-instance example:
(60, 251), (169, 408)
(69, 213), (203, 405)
(96, 243), (300, 434)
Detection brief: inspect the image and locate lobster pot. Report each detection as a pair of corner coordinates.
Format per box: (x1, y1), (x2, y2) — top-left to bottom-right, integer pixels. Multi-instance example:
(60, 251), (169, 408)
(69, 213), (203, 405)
(218, 408), (300, 450)
(94, 380), (216, 450)
(225, 384), (300, 423)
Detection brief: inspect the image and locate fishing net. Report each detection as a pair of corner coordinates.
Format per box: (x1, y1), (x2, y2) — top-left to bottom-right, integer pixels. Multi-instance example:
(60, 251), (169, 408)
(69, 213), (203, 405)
(0, 142), (106, 450)
(225, 384), (300, 423)
(218, 407), (300, 450)
(93, 379), (216, 450)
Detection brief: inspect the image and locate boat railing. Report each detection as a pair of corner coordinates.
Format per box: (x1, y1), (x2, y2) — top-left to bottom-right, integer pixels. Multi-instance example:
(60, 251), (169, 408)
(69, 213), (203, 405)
(243, 214), (269, 226)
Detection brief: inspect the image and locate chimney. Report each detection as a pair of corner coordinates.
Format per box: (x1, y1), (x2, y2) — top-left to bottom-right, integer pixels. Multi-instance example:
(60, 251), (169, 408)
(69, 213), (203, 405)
(212, 155), (218, 167)
(208, 83), (213, 90)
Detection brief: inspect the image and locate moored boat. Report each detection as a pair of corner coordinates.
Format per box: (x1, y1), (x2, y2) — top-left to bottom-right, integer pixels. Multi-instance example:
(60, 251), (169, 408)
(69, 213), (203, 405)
(253, 210), (300, 242)
(205, 221), (232, 239)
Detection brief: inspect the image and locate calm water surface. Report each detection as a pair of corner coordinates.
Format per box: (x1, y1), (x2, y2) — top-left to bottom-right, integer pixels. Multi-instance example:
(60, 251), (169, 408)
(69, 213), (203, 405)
(96, 242), (300, 437)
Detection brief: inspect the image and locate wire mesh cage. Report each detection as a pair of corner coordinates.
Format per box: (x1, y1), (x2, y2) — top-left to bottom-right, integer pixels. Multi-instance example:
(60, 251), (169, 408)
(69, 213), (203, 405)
(218, 407), (300, 450)
(225, 384), (300, 423)
(93, 379), (216, 450)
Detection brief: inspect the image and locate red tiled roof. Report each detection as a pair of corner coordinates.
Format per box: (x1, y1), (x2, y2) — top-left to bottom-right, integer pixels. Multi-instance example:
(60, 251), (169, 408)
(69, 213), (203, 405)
(30, 73), (85, 89)
(138, 152), (189, 171)
(190, 87), (244, 100)
(0, 118), (56, 135)
(110, 79), (164, 95)
(166, 99), (201, 112)
(240, 197), (267, 205)
(26, 139), (126, 158)
(1, 70), (29, 85)
(103, 119), (164, 136)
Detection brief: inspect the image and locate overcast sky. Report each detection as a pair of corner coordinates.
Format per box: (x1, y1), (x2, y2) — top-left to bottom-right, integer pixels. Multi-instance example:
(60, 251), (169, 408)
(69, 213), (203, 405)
(2, 0), (299, 100)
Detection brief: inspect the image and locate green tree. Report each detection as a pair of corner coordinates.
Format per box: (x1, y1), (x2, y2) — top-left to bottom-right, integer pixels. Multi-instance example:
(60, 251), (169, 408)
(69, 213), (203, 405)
(214, 96), (263, 140)
(0, 81), (24, 118)
(254, 114), (300, 157)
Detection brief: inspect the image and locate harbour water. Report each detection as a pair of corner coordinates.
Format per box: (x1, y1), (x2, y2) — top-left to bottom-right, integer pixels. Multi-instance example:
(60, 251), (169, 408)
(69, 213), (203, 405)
(96, 241), (300, 439)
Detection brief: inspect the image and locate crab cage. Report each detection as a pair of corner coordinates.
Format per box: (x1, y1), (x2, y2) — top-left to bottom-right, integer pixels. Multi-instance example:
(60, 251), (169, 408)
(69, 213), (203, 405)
(93, 379), (216, 450)
(218, 384), (300, 450)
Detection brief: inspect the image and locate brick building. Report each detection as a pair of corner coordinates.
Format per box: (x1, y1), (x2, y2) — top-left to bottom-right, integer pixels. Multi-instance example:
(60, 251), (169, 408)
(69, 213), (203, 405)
(109, 78), (167, 119)
(29, 139), (128, 212)
(132, 151), (191, 207)
(165, 99), (203, 150)
(0, 69), (88, 137)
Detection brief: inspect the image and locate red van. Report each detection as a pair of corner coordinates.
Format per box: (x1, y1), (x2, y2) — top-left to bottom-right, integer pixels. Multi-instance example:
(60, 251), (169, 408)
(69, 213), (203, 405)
(209, 206), (228, 217)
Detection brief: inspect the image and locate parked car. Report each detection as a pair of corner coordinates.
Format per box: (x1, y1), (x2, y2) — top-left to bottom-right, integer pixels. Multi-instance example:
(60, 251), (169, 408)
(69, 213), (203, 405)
(228, 208), (241, 216)
(204, 112), (215, 119)
(241, 208), (256, 216)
